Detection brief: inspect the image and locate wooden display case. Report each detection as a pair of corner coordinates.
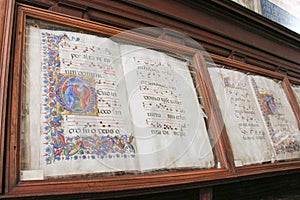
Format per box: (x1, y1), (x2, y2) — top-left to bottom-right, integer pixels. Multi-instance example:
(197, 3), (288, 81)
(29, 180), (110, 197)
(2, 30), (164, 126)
(0, 1), (300, 199)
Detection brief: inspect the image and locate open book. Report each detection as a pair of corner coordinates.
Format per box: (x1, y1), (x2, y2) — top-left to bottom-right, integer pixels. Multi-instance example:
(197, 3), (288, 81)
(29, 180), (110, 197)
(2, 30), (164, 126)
(22, 27), (214, 179)
(209, 67), (300, 166)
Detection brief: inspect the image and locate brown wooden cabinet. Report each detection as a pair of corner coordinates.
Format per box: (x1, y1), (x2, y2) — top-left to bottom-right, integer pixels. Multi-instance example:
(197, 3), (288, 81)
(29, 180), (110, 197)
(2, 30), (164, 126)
(1, 1), (300, 199)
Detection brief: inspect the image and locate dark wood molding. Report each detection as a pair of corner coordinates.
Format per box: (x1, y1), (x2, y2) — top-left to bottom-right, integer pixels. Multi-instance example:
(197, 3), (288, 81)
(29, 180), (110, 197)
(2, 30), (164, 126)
(122, 0), (300, 77)
(199, 187), (213, 200)
(17, 0), (56, 9)
(0, 0), (15, 194)
(16, 0), (300, 79)
(193, 53), (235, 173)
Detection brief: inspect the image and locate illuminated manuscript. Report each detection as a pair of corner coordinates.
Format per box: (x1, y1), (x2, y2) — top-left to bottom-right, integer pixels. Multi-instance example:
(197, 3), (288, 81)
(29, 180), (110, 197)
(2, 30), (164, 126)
(209, 67), (300, 166)
(251, 75), (300, 160)
(23, 27), (214, 178)
(209, 68), (275, 165)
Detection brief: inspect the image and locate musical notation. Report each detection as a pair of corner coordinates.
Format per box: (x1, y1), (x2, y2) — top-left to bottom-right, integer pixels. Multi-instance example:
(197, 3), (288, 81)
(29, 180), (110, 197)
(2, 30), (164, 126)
(139, 85), (179, 98)
(61, 57), (116, 75)
(142, 102), (184, 113)
(132, 55), (190, 137)
(56, 39), (134, 138)
(221, 74), (271, 140)
(133, 56), (171, 68)
(97, 97), (121, 108)
(146, 118), (187, 131)
(60, 41), (115, 56)
(64, 115), (125, 129)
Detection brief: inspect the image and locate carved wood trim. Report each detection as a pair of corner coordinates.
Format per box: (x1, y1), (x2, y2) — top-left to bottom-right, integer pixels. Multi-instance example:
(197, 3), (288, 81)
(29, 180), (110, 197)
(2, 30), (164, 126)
(0, 0), (15, 194)
(16, 0), (300, 79)
(193, 53), (235, 173)
(282, 77), (300, 129)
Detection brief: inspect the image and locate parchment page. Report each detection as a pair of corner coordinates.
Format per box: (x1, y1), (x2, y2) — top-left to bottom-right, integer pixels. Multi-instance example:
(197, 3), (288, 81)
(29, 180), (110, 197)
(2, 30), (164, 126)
(23, 26), (43, 171)
(250, 75), (300, 160)
(209, 68), (275, 165)
(25, 27), (139, 178)
(121, 45), (214, 171)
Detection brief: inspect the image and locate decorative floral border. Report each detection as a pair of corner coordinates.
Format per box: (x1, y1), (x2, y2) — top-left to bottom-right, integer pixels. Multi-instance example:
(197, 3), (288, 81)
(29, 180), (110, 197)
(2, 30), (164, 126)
(251, 77), (299, 155)
(40, 31), (135, 164)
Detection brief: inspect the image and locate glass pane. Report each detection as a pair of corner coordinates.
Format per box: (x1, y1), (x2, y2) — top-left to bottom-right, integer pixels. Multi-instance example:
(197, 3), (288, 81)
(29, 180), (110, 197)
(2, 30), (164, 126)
(208, 65), (300, 167)
(20, 19), (216, 180)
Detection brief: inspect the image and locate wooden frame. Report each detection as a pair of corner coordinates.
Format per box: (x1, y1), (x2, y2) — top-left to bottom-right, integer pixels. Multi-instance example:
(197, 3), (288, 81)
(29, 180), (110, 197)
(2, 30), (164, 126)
(282, 77), (300, 128)
(4, 4), (232, 198)
(209, 54), (300, 176)
(1, 2), (300, 199)
(0, 0), (15, 195)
